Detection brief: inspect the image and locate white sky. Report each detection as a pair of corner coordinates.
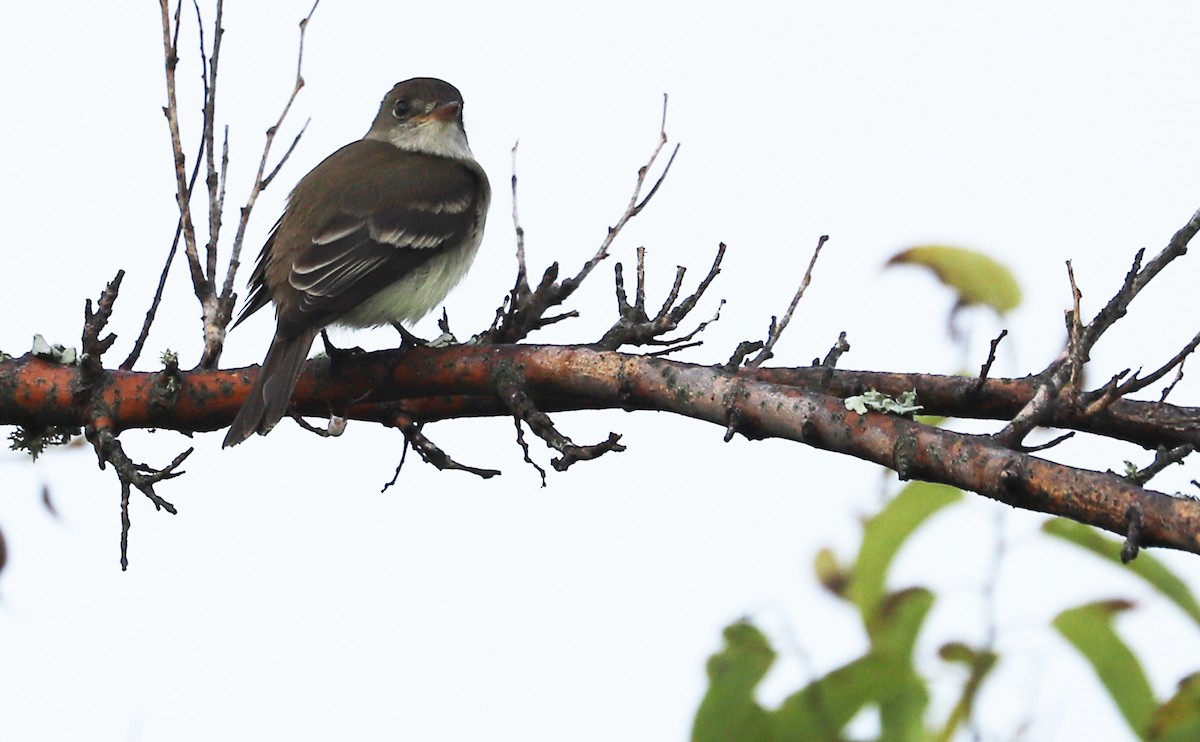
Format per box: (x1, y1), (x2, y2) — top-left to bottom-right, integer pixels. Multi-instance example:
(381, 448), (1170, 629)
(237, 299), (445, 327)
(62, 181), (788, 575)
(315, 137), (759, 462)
(3, 2), (1200, 740)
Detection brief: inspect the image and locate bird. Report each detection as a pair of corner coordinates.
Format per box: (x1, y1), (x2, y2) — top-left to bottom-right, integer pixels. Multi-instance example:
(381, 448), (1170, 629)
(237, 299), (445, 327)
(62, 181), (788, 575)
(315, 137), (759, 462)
(222, 77), (490, 447)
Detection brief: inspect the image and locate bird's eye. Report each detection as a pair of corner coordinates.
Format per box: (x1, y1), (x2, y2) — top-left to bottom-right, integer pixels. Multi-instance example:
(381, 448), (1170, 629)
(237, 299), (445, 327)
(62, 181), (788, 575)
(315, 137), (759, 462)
(392, 99), (412, 119)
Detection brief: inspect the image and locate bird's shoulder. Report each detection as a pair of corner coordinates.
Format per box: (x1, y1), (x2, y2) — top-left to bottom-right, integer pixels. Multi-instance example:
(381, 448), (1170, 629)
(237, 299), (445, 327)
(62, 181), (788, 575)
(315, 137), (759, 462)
(293, 139), (483, 212)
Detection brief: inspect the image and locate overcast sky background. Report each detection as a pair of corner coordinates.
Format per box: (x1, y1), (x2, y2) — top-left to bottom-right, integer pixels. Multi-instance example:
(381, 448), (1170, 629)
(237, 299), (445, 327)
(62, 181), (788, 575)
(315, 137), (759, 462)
(3, 2), (1200, 740)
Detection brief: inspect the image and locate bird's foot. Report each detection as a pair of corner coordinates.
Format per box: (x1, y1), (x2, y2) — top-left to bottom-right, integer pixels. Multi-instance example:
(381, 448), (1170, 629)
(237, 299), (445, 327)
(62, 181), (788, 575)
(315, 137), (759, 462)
(391, 322), (459, 349)
(320, 330), (367, 363)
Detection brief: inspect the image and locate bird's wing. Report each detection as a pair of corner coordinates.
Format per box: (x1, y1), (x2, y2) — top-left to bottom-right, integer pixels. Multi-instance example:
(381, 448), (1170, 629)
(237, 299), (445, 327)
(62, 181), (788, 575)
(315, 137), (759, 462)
(273, 141), (487, 337)
(230, 215), (284, 330)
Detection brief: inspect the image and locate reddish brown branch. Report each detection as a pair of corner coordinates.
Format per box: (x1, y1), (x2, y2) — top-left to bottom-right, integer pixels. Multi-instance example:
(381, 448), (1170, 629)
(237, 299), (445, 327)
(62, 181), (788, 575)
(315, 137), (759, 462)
(4, 346), (1199, 554)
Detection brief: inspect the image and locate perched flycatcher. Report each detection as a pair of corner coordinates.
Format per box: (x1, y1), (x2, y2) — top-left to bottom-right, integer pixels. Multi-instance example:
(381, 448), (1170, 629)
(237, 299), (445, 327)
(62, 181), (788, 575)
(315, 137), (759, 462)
(223, 77), (490, 447)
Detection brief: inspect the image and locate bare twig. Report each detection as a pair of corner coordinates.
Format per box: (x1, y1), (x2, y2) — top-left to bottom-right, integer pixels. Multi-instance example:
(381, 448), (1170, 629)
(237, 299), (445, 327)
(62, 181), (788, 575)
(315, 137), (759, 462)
(1065, 260), (1086, 392)
(725, 340), (765, 371)
(197, 0), (318, 369)
(1080, 203), (1200, 352)
(595, 243), (725, 350)
(380, 436), (412, 493)
(573, 98), (679, 289)
(513, 418), (547, 487)
(1015, 431), (1075, 453)
(388, 411), (500, 480)
(1124, 444), (1194, 486)
(484, 94), (679, 344)
(509, 140), (530, 299)
(81, 272), (126, 380)
(89, 426), (188, 570)
(194, 0), (225, 284)
(121, 136), (207, 370)
(1158, 357), (1188, 406)
(158, 0), (207, 301)
(491, 362), (625, 471)
(820, 332), (851, 368)
(971, 330), (1008, 393)
(748, 234), (830, 368)
(219, 0), (320, 306)
(995, 207), (1200, 449)
(1099, 329), (1200, 401)
(992, 261), (1088, 447)
(645, 340), (705, 357)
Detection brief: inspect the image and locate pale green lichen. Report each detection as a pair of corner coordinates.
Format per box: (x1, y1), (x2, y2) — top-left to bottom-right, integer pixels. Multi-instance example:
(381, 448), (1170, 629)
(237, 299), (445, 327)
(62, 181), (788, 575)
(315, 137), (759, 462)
(844, 389), (923, 416)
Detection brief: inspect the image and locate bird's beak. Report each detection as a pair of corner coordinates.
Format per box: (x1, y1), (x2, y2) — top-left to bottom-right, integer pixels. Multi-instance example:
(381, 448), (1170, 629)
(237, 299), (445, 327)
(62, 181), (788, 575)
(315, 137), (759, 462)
(424, 100), (462, 122)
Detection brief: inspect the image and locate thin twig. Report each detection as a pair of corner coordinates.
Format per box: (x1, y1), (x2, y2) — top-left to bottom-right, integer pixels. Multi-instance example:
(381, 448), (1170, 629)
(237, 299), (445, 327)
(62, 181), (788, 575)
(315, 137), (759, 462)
(484, 95), (680, 344)
(219, 0), (320, 305)
(491, 363), (625, 471)
(513, 418), (547, 487)
(1065, 260), (1085, 392)
(121, 135), (207, 370)
(1016, 431), (1075, 453)
(725, 340), (765, 371)
(194, 0), (224, 284)
(574, 96), (678, 289)
(388, 411), (501, 479)
(1158, 357), (1188, 406)
(970, 330), (1008, 394)
(595, 243), (725, 350)
(1124, 444), (1194, 486)
(1105, 329), (1200, 399)
(820, 331), (850, 368)
(996, 205), (1200, 448)
(380, 436), (412, 493)
(510, 140), (529, 298)
(158, 0), (207, 300)
(748, 235), (830, 368)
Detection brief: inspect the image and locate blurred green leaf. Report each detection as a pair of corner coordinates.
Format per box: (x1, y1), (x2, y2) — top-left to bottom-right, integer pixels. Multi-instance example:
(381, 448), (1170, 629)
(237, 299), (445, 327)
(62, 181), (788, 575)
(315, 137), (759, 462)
(1149, 672), (1200, 742)
(1043, 519), (1200, 627)
(869, 588), (935, 660)
(772, 654), (900, 740)
(935, 643), (998, 742)
(846, 482), (962, 619)
(814, 547), (849, 597)
(1054, 600), (1156, 737)
(872, 588), (934, 742)
(913, 413), (947, 428)
(887, 244), (1021, 314)
(692, 621), (774, 742)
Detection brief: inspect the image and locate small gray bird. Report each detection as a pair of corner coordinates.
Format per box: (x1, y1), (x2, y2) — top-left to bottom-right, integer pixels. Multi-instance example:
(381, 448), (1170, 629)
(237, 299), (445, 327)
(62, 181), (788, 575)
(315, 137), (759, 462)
(223, 78), (490, 447)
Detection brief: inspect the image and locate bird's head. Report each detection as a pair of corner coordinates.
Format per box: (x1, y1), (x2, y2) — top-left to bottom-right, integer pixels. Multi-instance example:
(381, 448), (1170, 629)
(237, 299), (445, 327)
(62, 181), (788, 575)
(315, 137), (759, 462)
(366, 77), (474, 160)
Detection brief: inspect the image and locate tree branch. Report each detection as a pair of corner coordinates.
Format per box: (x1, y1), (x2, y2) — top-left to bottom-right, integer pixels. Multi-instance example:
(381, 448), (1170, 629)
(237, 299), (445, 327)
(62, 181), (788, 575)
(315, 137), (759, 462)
(5, 346), (1200, 554)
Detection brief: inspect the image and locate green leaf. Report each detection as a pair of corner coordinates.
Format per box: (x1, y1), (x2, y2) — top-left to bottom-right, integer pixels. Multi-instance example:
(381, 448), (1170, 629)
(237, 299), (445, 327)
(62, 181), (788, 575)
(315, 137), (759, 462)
(1148, 672), (1200, 742)
(813, 547), (849, 597)
(934, 643), (998, 742)
(913, 413), (947, 428)
(1043, 519), (1200, 627)
(887, 245), (1022, 314)
(1053, 600), (1156, 737)
(772, 654), (908, 741)
(872, 588), (934, 742)
(869, 588), (935, 660)
(692, 621), (774, 742)
(846, 482), (962, 619)
(768, 590), (934, 741)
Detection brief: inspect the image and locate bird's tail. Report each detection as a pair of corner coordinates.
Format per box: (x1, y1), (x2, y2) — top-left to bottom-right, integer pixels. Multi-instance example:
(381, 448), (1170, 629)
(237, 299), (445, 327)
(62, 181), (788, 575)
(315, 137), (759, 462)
(222, 328), (318, 447)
